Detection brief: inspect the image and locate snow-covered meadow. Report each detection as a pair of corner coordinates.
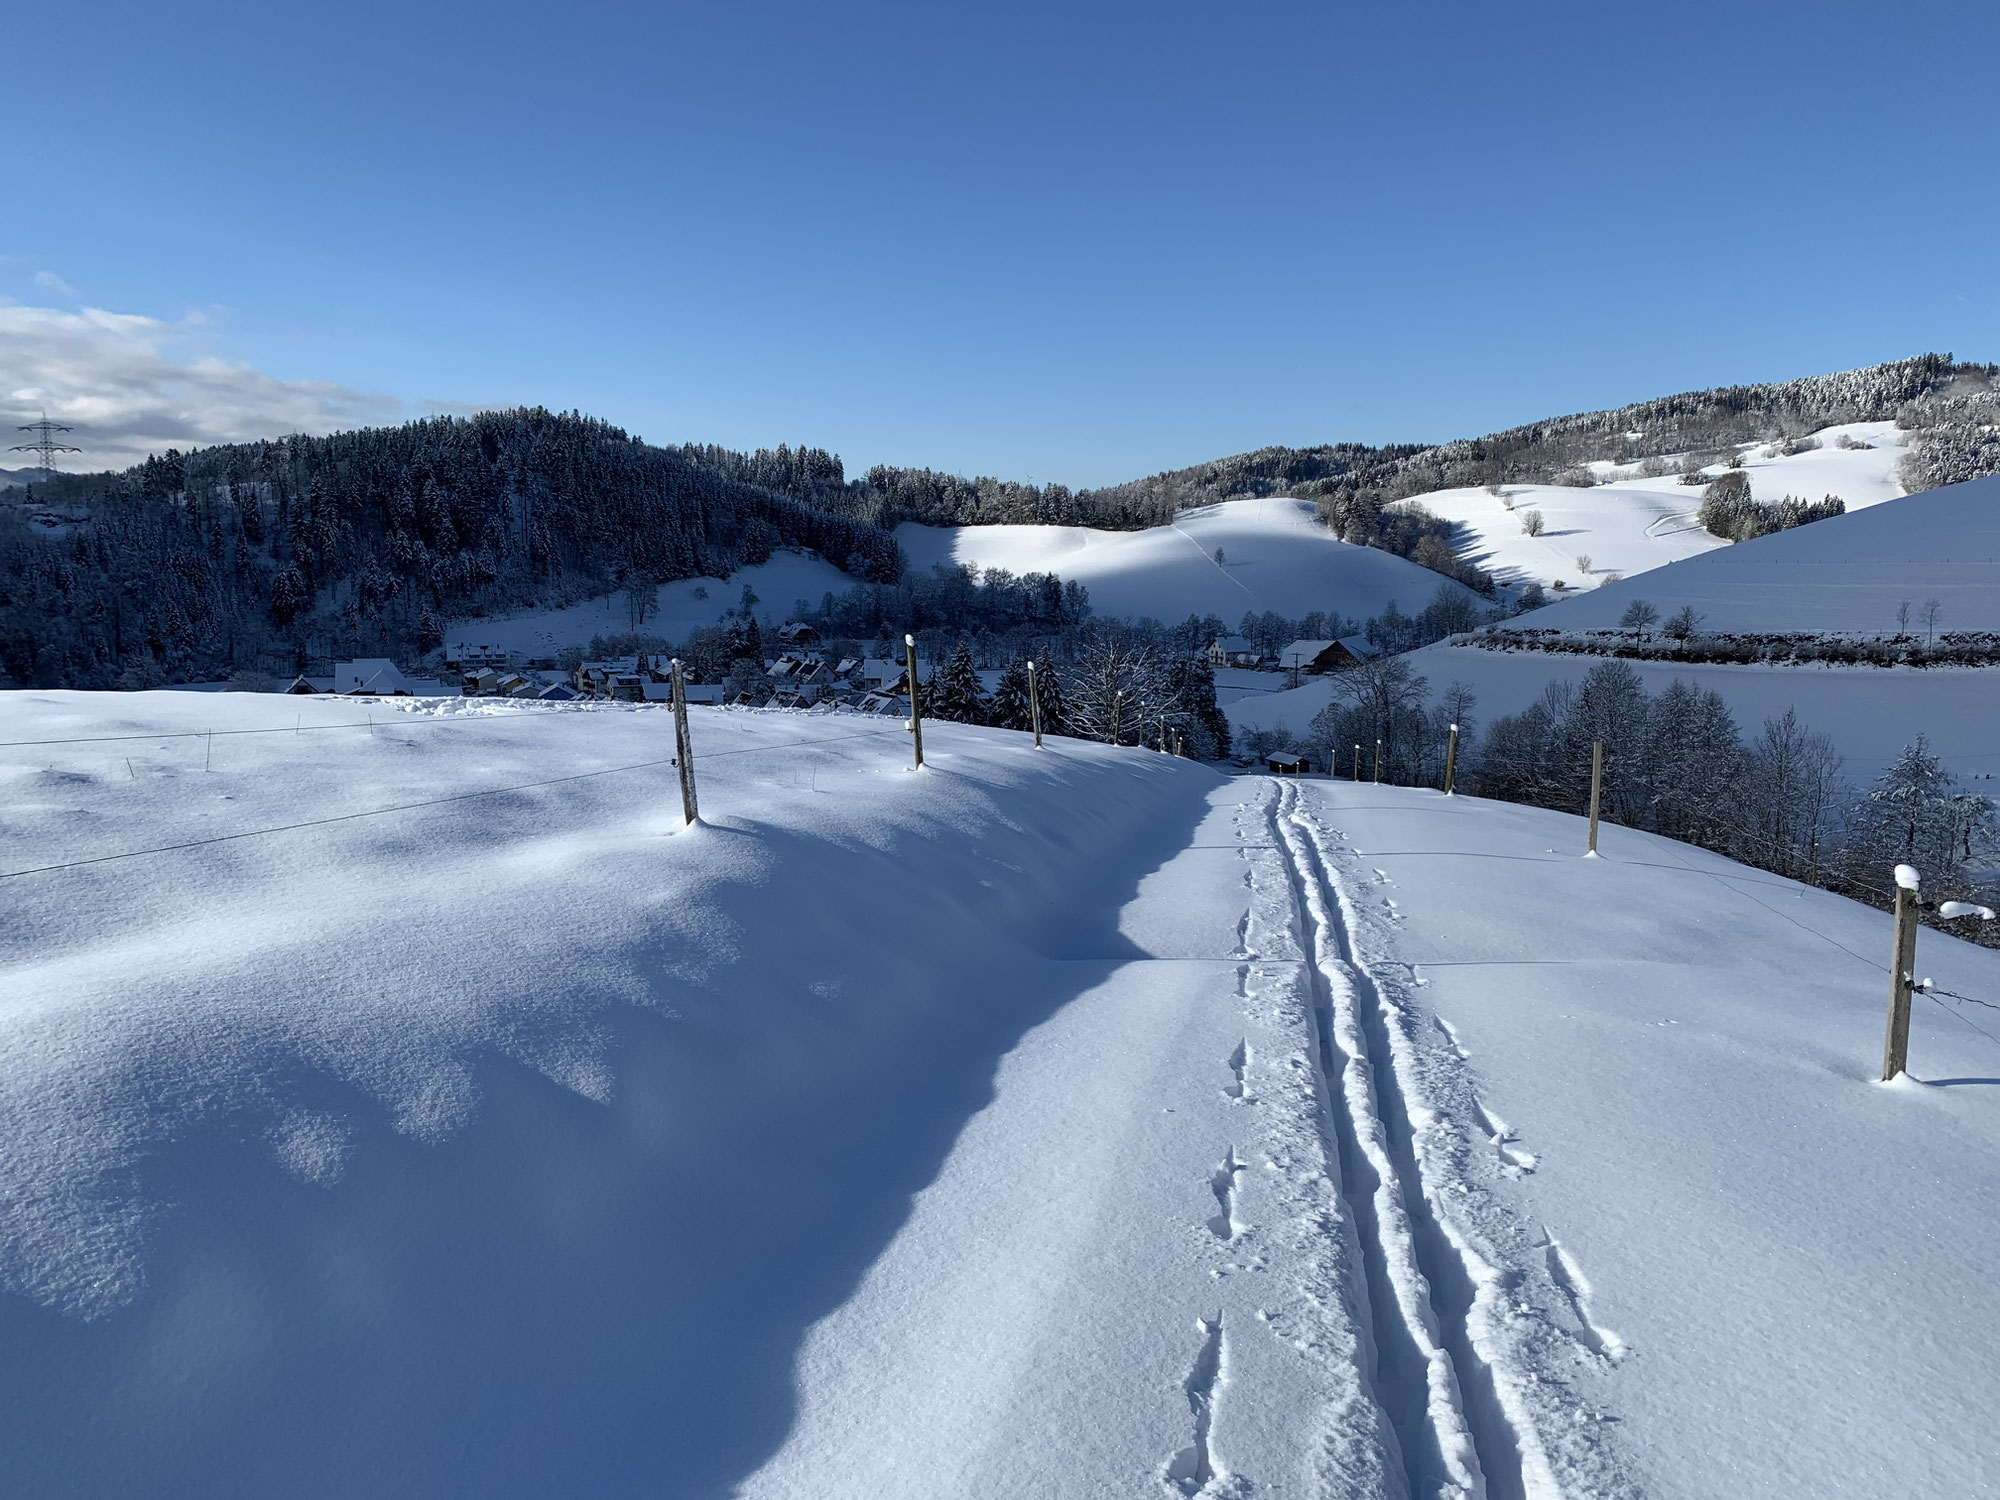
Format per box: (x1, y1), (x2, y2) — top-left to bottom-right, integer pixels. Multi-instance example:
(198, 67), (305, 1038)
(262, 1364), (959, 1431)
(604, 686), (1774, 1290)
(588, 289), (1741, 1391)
(1393, 420), (1909, 595)
(895, 497), (1481, 624)
(5, 690), (1999, 1495)
(1231, 475), (2000, 784)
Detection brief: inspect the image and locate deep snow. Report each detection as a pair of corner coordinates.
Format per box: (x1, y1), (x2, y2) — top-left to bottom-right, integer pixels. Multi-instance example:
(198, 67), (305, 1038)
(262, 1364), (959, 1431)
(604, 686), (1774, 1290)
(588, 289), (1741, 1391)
(5, 693), (1999, 1497)
(1395, 420), (1908, 595)
(1233, 475), (2000, 783)
(894, 497), (1481, 625)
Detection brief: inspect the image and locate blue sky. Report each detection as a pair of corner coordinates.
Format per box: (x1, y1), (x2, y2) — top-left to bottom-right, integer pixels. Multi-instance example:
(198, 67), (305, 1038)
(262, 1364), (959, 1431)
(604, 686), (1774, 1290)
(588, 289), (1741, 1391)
(5, 0), (1996, 483)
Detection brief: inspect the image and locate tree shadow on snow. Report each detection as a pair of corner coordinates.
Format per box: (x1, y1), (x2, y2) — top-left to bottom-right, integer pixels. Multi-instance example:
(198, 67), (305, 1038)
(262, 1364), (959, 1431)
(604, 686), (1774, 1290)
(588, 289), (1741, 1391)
(0, 759), (1219, 1499)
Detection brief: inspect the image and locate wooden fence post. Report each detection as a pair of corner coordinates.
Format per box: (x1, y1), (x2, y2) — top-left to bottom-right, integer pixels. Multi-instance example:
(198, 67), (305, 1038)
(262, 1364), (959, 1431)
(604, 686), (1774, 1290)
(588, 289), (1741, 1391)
(1373, 738), (1383, 784)
(1353, 743), (1362, 782)
(1111, 691), (1123, 748)
(904, 633), (924, 769)
(1443, 722), (1459, 796)
(1882, 865), (1922, 1080)
(1027, 660), (1043, 748)
(669, 658), (699, 825)
(1586, 739), (1604, 855)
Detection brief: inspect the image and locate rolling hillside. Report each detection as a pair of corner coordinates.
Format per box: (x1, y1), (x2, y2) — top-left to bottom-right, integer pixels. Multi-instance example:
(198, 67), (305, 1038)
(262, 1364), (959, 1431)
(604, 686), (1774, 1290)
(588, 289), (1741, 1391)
(1228, 474), (2000, 782)
(894, 497), (1481, 625)
(1397, 419), (1909, 596)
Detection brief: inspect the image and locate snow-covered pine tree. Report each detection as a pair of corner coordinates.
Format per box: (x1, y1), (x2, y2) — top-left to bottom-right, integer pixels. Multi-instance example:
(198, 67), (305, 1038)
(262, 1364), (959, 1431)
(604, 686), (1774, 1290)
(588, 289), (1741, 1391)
(1841, 736), (1995, 897)
(928, 643), (987, 724)
(1033, 660), (1071, 737)
(988, 658), (1034, 731)
(1165, 653), (1230, 759)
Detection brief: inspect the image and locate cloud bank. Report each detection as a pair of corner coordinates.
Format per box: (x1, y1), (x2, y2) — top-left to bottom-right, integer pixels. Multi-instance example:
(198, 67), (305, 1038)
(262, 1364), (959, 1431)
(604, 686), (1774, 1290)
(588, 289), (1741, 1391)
(1, 303), (406, 474)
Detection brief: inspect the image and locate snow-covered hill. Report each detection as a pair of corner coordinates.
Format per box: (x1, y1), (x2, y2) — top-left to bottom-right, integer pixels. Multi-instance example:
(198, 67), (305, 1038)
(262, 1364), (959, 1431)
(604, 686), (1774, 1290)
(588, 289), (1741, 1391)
(1398, 419), (1908, 595)
(445, 548), (860, 656)
(452, 498), (1474, 655)
(895, 496), (1480, 624)
(1233, 474), (2000, 781)
(5, 694), (1997, 1496)
(1488, 470), (2000, 635)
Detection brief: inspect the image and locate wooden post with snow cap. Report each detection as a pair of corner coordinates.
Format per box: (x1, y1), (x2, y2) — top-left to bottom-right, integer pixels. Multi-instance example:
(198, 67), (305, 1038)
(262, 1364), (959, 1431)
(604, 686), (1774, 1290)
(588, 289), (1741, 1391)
(1026, 659), (1043, 748)
(1883, 865), (1923, 1081)
(1586, 740), (1604, 855)
(904, 634), (924, 769)
(1353, 743), (1362, 782)
(1443, 722), (1459, 796)
(1373, 739), (1383, 785)
(669, 658), (698, 825)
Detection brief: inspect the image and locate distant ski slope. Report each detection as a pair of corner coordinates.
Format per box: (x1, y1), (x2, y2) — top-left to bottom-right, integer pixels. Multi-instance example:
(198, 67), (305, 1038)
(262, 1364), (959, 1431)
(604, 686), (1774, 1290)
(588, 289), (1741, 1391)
(895, 496), (1479, 623)
(1397, 419), (1909, 595)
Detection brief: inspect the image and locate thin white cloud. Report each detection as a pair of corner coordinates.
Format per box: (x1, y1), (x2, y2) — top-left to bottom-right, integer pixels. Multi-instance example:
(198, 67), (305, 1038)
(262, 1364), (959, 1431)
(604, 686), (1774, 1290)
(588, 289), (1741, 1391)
(1, 302), (405, 473)
(32, 271), (73, 293)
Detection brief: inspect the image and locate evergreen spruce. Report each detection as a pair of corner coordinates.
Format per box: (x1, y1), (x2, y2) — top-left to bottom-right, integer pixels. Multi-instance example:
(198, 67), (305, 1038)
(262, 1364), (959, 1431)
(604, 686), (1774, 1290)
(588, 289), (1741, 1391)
(989, 658), (1035, 731)
(928, 643), (987, 724)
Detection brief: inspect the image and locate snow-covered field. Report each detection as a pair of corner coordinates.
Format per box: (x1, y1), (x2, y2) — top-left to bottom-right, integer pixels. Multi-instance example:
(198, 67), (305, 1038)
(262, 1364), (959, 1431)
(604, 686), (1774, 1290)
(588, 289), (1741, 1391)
(1484, 471), (2000, 636)
(1233, 475), (2000, 783)
(450, 498), (1475, 656)
(445, 548), (859, 657)
(1396, 421), (1908, 594)
(896, 497), (1480, 624)
(5, 691), (1999, 1496)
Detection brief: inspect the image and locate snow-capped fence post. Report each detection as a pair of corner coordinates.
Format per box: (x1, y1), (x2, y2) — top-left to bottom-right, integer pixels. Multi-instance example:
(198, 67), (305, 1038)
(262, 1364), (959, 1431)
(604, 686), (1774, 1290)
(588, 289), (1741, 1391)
(1443, 723), (1459, 796)
(1882, 865), (1923, 1081)
(1586, 740), (1604, 855)
(1353, 744), (1362, 782)
(1373, 739), (1383, 784)
(904, 634), (925, 769)
(1026, 660), (1043, 748)
(669, 658), (699, 825)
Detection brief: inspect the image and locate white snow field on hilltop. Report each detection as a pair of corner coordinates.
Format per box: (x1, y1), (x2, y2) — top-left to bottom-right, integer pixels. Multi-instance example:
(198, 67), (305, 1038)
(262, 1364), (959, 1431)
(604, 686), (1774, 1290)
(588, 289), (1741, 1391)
(5, 692), (2000, 1496)
(444, 547), (860, 657)
(895, 497), (1482, 624)
(454, 496), (1477, 659)
(1232, 474), (2000, 782)
(1398, 420), (1908, 596)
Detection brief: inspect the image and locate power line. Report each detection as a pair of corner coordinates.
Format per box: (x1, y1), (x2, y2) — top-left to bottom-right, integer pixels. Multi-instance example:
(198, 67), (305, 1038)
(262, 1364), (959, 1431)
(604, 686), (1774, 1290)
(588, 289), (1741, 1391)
(9, 413), (82, 477)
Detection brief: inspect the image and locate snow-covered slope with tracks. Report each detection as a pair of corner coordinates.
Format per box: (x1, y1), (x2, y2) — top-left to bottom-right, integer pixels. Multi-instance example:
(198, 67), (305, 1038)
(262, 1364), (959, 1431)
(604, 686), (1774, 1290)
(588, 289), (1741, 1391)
(4, 693), (1996, 1496)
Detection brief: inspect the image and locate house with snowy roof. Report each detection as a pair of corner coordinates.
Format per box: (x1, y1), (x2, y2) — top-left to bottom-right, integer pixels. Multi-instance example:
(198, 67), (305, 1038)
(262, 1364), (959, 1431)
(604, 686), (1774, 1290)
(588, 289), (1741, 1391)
(1279, 637), (1379, 676)
(1207, 636), (1259, 668)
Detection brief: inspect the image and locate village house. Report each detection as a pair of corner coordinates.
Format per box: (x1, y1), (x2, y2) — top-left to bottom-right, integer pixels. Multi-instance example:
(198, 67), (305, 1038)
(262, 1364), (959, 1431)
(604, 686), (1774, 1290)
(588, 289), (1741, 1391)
(441, 643), (516, 674)
(1278, 636), (1380, 677)
(1207, 635), (1260, 668)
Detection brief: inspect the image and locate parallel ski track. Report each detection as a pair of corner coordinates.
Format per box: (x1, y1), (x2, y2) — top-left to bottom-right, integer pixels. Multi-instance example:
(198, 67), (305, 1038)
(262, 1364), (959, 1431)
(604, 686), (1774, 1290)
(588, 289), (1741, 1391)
(1266, 777), (1536, 1500)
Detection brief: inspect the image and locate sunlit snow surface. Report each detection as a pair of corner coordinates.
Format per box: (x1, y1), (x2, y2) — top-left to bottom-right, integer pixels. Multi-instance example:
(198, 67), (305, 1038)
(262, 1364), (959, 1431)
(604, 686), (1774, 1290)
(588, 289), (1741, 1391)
(896, 497), (1483, 623)
(1233, 474), (2000, 783)
(1393, 420), (1909, 595)
(3, 692), (1998, 1496)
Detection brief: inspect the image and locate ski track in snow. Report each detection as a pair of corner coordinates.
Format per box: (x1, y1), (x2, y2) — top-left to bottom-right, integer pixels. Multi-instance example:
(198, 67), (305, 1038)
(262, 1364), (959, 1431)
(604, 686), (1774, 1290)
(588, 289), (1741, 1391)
(1266, 777), (1653, 1500)
(1269, 778), (1645, 1500)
